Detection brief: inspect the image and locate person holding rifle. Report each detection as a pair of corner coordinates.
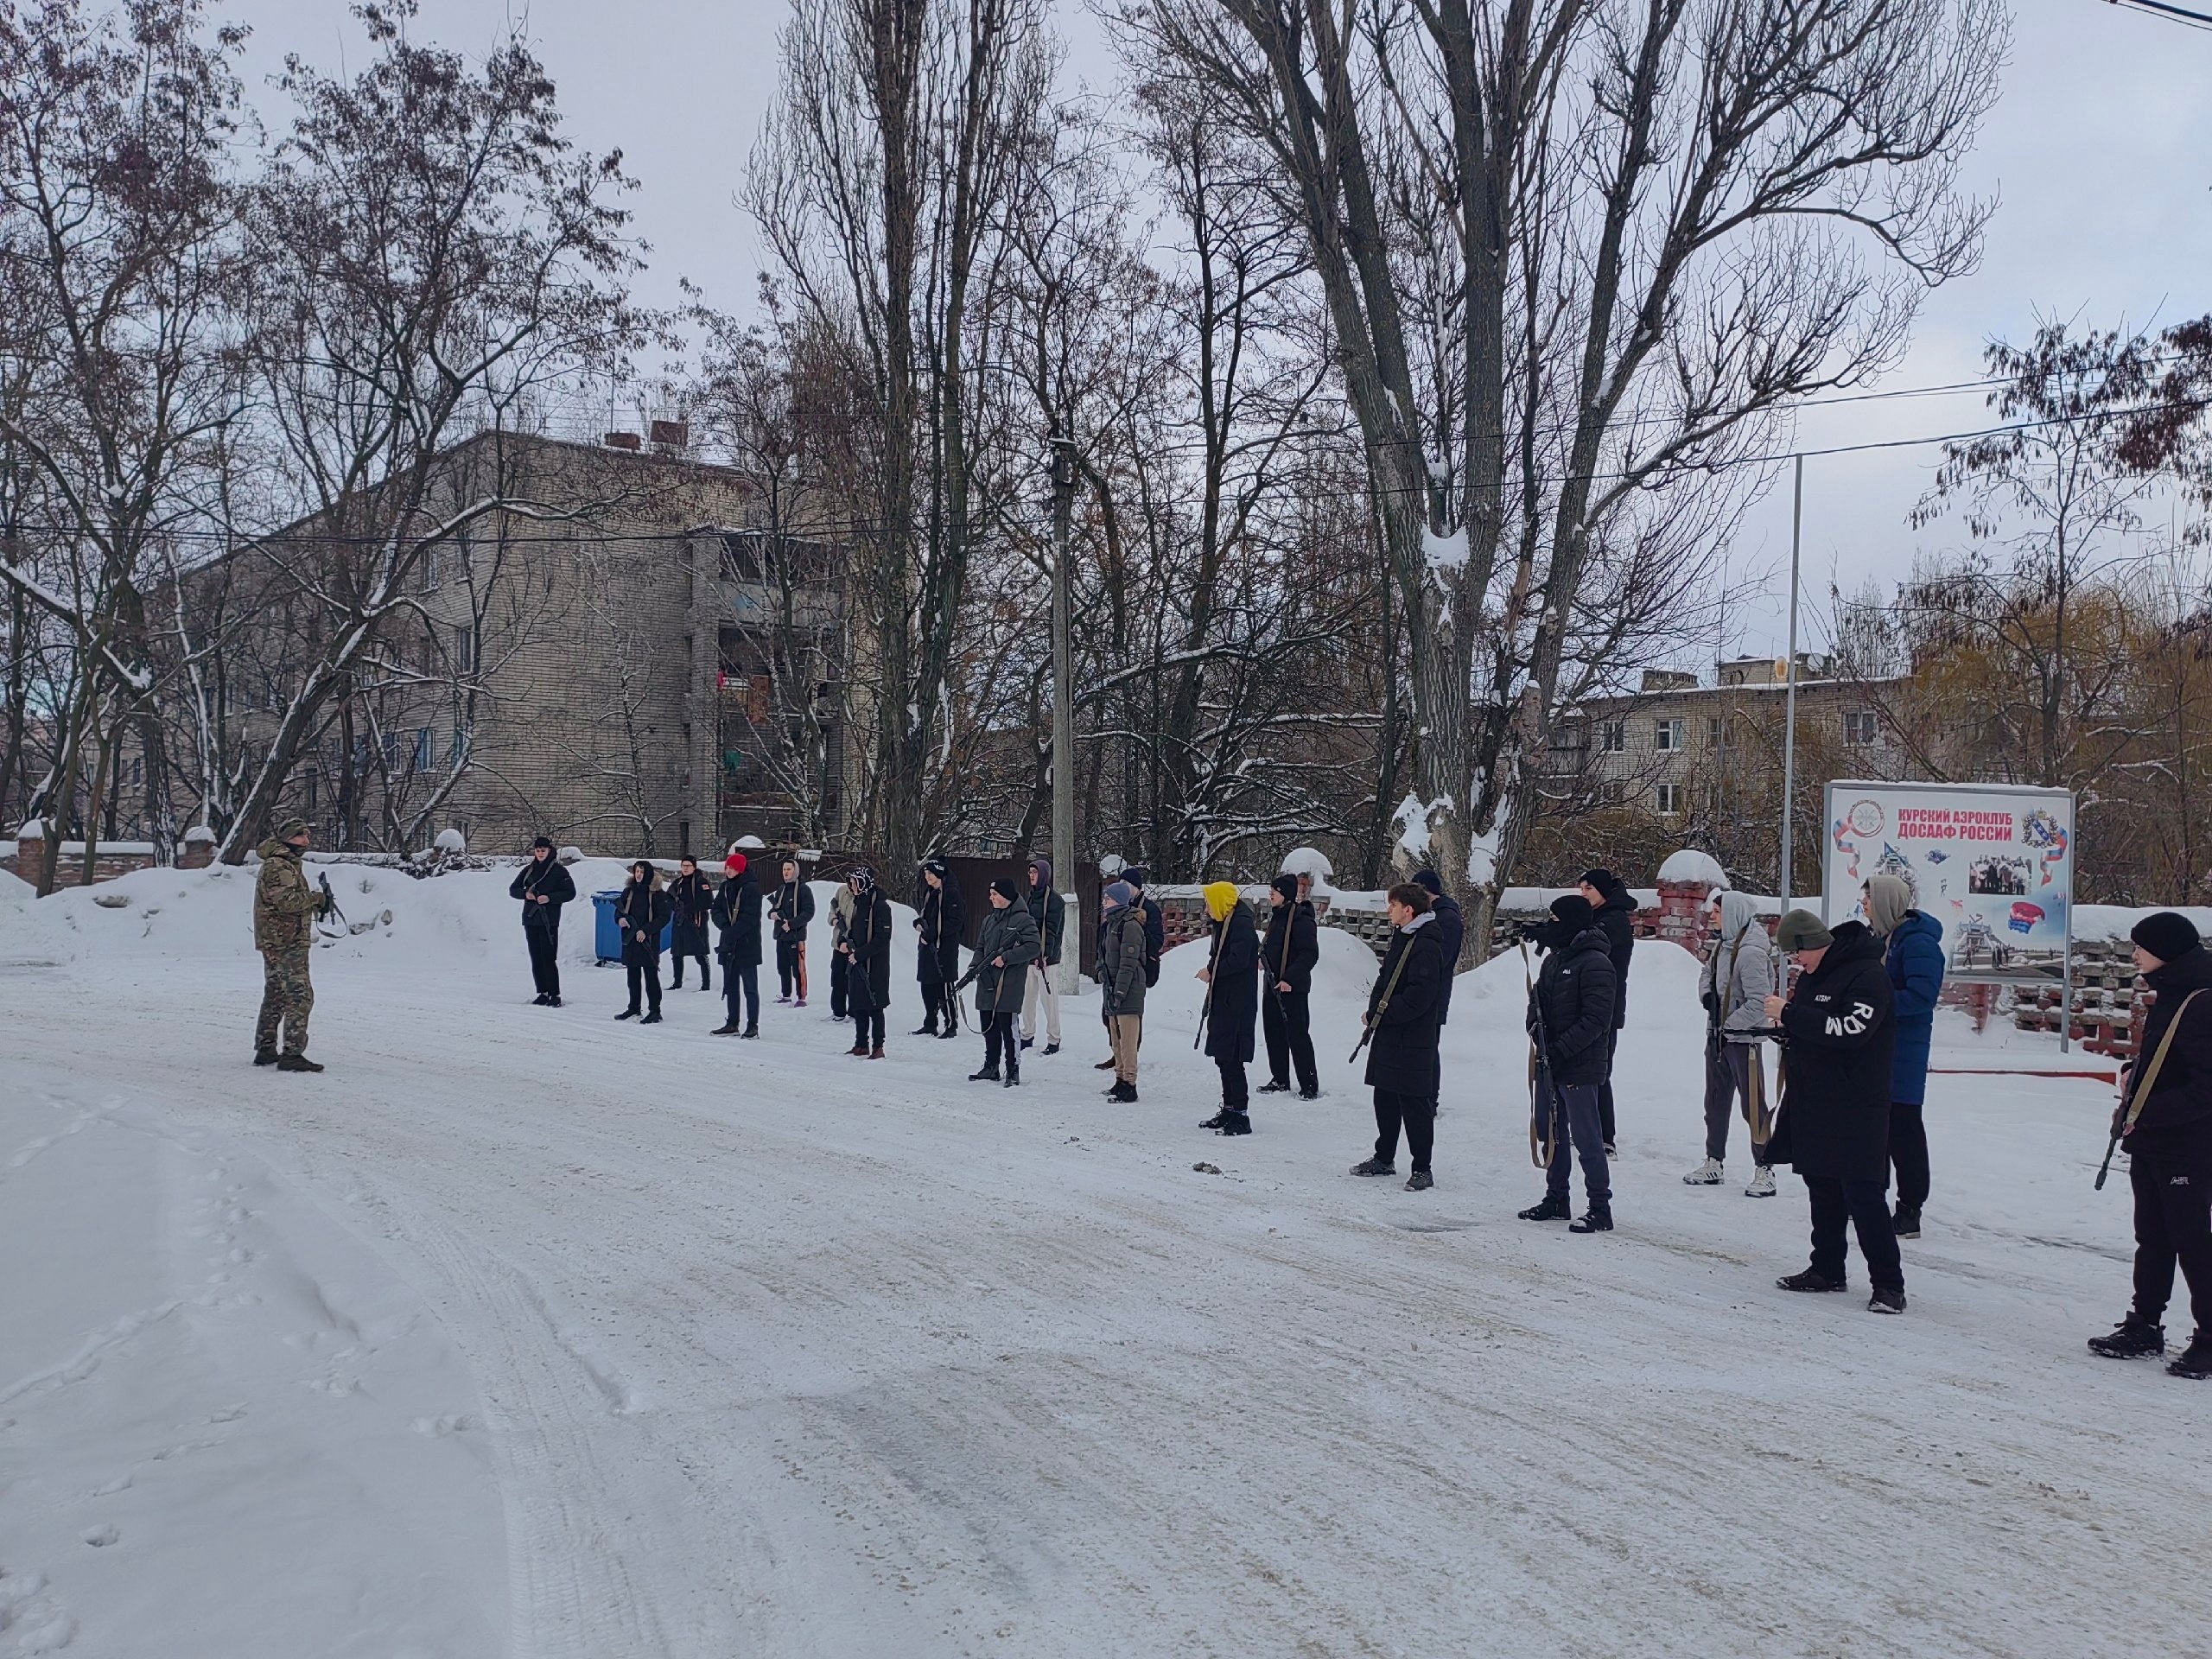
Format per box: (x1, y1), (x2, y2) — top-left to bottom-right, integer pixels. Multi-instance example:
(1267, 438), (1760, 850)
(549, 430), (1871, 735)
(841, 867), (895, 1058)
(613, 861), (672, 1025)
(1516, 893), (1620, 1230)
(2088, 912), (2212, 1379)
(668, 856), (713, 992)
(509, 836), (575, 1007)
(1259, 873), (1321, 1099)
(1019, 855), (1065, 1055)
(827, 875), (855, 1020)
(1348, 883), (1448, 1190)
(958, 879), (1041, 1086)
(1096, 880), (1147, 1102)
(1761, 909), (1905, 1313)
(1197, 881), (1262, 1135)
(710, 850), (763, 1037)
(252, 817), (333, 1071)
(912, 859), (964, 1039)
(772, 856), (816, 1006)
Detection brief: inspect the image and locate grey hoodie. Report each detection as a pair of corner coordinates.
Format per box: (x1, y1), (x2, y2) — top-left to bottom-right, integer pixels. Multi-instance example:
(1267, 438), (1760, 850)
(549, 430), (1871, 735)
(1700, 889), (1778, 1042)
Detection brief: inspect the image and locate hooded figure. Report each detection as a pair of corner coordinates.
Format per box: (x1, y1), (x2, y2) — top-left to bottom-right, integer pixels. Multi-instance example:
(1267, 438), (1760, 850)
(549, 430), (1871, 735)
(1518, 893), (1619, 1232)
(841, 867), (895, 1057)
(1580, 868), (1637, 1152)
(912, 860), (965, 1036)
(1687, 887), (1780, 1193)
(711, 852), (764, 1036)
(509, 837), (576, 1006)
(959, 877), (1041, 1084)
(1411, 868), (1465, 1022)
(1096, 880), (1147, 1100)
(1866, 872), (1945, 1235)
(1261, 872), (1321, 1097)
(1020, 855), (1067, 1053)
(614, 862), (673, 1023)
(1197, 881), (1262, 1129)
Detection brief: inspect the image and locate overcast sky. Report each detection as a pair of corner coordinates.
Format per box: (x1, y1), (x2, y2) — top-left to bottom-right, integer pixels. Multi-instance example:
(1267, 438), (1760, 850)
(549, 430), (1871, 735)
(242, 0), (2212, 663)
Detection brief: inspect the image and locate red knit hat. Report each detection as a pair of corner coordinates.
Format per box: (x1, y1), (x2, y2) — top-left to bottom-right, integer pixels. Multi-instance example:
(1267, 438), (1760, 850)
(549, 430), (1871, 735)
(724, 852), (747, 876)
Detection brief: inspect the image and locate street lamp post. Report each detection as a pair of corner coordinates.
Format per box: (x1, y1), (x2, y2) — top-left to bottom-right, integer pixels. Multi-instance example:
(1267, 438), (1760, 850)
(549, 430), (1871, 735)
(1049, 429), (1078, 996)
(1779, 454), (1803, 907)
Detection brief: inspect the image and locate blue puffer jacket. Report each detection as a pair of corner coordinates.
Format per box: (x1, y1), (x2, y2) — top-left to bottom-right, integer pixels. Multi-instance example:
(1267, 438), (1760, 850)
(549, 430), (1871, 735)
(1884, 910), (1945, 1106)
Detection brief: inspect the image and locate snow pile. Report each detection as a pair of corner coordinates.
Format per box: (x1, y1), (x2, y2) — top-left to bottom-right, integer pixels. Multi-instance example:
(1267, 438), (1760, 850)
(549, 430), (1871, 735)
(1421, 524), (1471, 571)
(2075, 905), (2212, 942)
(0, 871), (80, 969)
(1276, 846), (1334, 889)
(1656, 849), (1729, 889)
(433, 828), (467, 855)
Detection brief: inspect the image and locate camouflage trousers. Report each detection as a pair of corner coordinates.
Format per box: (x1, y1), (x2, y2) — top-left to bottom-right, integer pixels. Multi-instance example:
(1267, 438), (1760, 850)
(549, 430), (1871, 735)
(257, 947), (315, 1057)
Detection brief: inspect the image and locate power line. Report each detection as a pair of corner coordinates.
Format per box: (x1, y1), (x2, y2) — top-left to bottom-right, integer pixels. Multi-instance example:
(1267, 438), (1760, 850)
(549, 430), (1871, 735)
(2109, 0), (2212, 31)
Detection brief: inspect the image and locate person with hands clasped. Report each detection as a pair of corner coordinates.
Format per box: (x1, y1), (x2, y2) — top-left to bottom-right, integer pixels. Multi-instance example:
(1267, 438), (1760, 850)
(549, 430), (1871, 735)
(509, 836), (575, 1007)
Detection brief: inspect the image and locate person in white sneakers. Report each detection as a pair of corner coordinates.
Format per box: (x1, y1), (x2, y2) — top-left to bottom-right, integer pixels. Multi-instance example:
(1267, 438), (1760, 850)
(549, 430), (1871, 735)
(1686, 887), (1779, 1197)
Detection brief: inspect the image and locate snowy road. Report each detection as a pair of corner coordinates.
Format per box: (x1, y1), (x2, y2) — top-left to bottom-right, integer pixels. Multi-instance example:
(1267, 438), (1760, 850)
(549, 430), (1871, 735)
(3, 869), (2209, 1656)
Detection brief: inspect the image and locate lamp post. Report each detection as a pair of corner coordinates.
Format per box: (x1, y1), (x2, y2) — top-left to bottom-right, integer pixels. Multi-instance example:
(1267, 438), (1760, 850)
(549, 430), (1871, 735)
(1049, 427), (1078, 996)
(1779, 454), (1803, 907)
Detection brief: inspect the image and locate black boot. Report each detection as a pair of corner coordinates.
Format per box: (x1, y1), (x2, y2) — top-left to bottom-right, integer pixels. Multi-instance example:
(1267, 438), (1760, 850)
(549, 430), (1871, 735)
(1107, 1080), (1137, 1103)
(2088, 1319), (2166, 1360)
(969, 1065), (1001, 1082)
(1404, 1170), (1433, 1192)
(711, 1022), (741, 1036)
(1517, 1192), (1571, 1221)
(1003, 1065), (1020, 1088)
(1198, 1109), (1231, 1130)
(1217, 1110), (1252, 1136)
(276, 1052), (323, 1073)
(2169, 1332), (2212, 1380)
(253, 1047), (278, 1066)
(913, 1024), (938, 1038)
(1351, 1157), (1396, 1178)
(531, 993), (551, 1007)
(1777, 1269), (1847, 1293)
(615, 1007), (639, 1020)
(1569, 1205), (1614, 1234)
(1257, 1079), (1291, 1095)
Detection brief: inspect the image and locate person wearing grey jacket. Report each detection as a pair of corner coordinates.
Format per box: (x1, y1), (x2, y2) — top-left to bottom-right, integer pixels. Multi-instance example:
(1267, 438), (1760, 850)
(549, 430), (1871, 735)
(1686, 888), (1782, 1198)
(959, 879), (1041, 1085)
(1096, 880), (1147, 1103)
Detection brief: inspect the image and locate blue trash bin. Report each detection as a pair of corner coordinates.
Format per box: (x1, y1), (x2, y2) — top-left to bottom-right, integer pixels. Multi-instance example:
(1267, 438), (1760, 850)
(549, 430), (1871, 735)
(592, 892), (674, 963)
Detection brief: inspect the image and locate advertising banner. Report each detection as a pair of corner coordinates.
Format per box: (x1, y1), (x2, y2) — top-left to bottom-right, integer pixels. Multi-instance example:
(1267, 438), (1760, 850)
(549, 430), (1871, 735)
(1822, 780), (2075, 983)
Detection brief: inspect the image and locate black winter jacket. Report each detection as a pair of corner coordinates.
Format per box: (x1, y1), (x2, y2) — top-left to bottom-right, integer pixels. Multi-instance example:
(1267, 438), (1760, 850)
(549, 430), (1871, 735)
(1204, 900), (1262, 1065)
(963, 904), (1041, 1015)
(843, 887), (894, 1010)
(712, 870), (763, 967)
(770, 877), (816, 941)
(668, 871), (713, 956)
(1591, 881), (1636, 1027)
(1529, 925), (1619, 1086)
(1027, 880), (1066, 966)
(614, 880), (671, 965)
(1427, 893), (1465, 1023)
(1363, 916), (1448, 1097)
(2126, 944), (2212, 1138)
(915, 882), (964, 984)
(1262, 899), (1320, 995)
(510, 856), (575, 931)
(1766, 921), (1895, 1181)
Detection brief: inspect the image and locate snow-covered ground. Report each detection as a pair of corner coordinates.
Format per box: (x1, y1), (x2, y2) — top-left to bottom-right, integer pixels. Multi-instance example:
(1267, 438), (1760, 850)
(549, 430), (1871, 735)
(3, 865), (2209, 1657)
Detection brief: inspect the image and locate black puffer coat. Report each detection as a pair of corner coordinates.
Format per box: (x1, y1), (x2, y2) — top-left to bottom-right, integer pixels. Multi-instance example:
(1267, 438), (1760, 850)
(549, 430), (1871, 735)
(770, 876), (816, 942)
(1262, 899), (1319, 995)
(669, 870), (713, 956)
(1204, 899), (1262, 1065)
(916, 880), (964, 985)
(963, 903), (1041, 1016)
(1529, 925), (1618, 1086)
(844, 886), (895, 1011)
(1427, 893), (1465, 1022)
(2128, 944), (2212, 1137)
(1363, 916), (1448, 1097)
(711, 868), (762, 967)
(1765, 921), (1895, 1181)
(510, 856), (575, 931)
(1590, 880), (1637, 1028)
(614, 879), (671, 966)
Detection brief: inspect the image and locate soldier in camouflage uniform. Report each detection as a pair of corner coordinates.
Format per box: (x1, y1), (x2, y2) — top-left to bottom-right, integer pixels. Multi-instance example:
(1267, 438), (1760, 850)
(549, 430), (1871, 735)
(254, 817), (329, 1071)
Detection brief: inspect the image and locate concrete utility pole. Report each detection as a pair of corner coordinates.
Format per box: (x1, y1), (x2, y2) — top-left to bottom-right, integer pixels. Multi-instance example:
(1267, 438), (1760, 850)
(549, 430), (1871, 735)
(1779, 454), (1803, 907)
(1049, 428), (1079, 996)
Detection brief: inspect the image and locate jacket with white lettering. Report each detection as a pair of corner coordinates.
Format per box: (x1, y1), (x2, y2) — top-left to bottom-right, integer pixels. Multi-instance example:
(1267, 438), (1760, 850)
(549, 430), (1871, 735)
(1765, 920), (1896, 1182)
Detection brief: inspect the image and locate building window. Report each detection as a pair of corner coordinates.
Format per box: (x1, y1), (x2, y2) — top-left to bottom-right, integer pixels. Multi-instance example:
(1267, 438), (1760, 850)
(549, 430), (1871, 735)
(1708, 717), (1723, 747)
(1843, 709), (1879, 746)
(304, 768), (318, 813)
(1600, 720), (1626, 753)
(1656, 782), (1683, 815)
(410, 728), (433, 775)
(449, 724), (471, 768)
(418, 545), (441, 593)
(454, 624), (475, 675)
(1655, 717), (1685, 753)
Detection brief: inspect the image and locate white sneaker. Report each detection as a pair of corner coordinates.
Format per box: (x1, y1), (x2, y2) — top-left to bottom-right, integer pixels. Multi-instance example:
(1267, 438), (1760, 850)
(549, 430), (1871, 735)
(1745, 1166), (1777, 1198)
(1682, 1158), (1724, 1185)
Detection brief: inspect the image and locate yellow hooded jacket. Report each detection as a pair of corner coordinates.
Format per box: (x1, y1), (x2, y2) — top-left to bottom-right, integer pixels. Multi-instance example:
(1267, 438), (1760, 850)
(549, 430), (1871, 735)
(1202, 880), (1241, 923)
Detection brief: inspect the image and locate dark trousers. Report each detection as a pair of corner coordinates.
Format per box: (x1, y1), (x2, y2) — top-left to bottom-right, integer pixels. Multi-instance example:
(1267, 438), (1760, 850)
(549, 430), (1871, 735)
(1544, 1080), (1611, 1207)
(982, 1011), (1018, 1073)
(724, 961), (760, 1031)
(671, 947), (708, 988)
(1262, 988), (1318, 1091)
(830, 951), (849, 1018)
(853, 1005), (884, 1049)
(1598, 1029), (1620, 1145)
(625, 957), (662, 1016)
(1889, 1100), (1930, 1213)
(2129, 1128), (2212, 1333)
(1373, 1090), (1435, 1174)
(1804, 1175), (1904, 1291)
(777, 937), (804, 998)
(919, 982), (951, 1030)
(525, 922), (561, 998)
(1702, 1039), (1769, 1162)
(1217, 1056), (1248, 1109)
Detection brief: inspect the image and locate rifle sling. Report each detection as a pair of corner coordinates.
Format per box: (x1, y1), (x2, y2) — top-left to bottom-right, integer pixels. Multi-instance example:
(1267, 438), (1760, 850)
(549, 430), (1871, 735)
(2123, 988), (2209, 1135)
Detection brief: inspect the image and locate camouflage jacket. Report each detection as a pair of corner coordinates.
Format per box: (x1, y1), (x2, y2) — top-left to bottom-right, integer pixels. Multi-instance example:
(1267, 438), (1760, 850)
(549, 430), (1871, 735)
(254, 840), (321, 953)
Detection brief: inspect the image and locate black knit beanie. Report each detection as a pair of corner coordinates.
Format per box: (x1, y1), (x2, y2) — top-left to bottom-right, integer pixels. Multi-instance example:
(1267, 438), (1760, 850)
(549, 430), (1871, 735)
(2133, 911), (2202, 965)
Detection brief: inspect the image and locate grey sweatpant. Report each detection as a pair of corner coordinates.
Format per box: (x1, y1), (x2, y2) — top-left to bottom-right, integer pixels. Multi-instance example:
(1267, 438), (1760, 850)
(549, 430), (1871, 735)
(1703, 1039), (1770, 1164)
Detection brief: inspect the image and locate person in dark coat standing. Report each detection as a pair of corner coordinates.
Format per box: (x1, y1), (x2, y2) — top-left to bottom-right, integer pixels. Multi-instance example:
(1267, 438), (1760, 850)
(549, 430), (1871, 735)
(1863, 874), (1944, 1237)
(1096, 881), (1148, 1102)
(668, 856), (713, 991)
(958, 879), (1041, 1086)
(772, 858), (816, 1007)
(912, 859), (965, 1038)
(1198, 881), (1262, 1134)
(1259, 873), (1321, 1098)
(1580, 868), (1637, 1154)
(1019, 855), (1065, 1055)
(1763, 909), (1904, 1313)
(2088, 912), (2212, 1379)
(1411, 868), (1465, 1024)
(840, 867), (894, 1058)
(1516, 893), (1620, 1232)
(827, 880), (855, 1020)
(710, 851), (764, 1037)
(613, 861), (672, 1024)
(1350, 883), (1449, 1191)
(509, 836), (575, 1006)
